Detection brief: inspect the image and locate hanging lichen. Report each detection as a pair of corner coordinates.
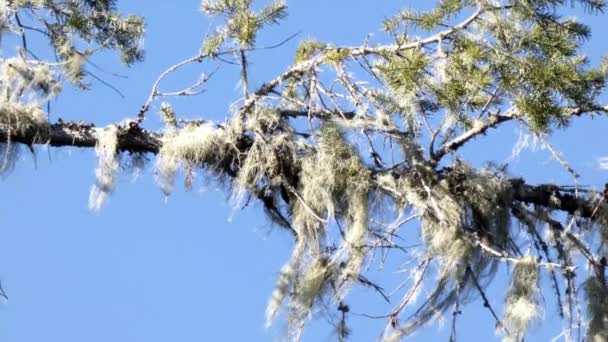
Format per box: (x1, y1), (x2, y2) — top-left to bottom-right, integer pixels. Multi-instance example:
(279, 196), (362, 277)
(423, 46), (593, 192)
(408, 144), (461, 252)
(234, 107), (297, 197)
(0, 57), (55, 176)
(288, 255), (336, 341)
(292, 125), (370, 242)
(264, 124), (372, 339)
(265, 241), (306, 327)
(502, 256), (541, 342)
(458, 163), (513, 250)
(155, 121), (233, 195)
(584, 276), (608, 342)
(335, 190), (369, 286)
(89, 125), (120, 211)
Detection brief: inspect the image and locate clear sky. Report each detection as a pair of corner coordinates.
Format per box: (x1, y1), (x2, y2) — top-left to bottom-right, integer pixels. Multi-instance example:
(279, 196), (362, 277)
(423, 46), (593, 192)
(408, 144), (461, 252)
(0, 1), (607, 341)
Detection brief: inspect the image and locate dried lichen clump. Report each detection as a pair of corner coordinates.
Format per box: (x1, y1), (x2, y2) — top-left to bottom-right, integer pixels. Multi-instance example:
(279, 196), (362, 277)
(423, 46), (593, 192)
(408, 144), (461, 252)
(586, 196), (608, 244)
(293, 125), (370, 241)
(264, 125), (372, 338)
(502, 256), (541, 341)
(458, 163), (513, 250)
(385, 161), (471, 275)
(0, 57), (58, 173)
(89, 125), (119, 211)
(265, 242), (305, 327)
(584, 276), (608, 341)
(155, 105), (298, 198)
(155, 121), (231, 195)
(375, 160), (522, 339)
(234, 107), (298, 196)
(406, 162), (513, 275)
(288, 256), (336, 340)
(294, 125), (371, 286)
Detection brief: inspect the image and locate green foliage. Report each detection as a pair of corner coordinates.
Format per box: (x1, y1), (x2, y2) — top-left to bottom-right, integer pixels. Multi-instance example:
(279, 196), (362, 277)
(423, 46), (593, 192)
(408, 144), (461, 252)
(392, 0), (471, 30)
(202, 30), (227, 57)
(375, 49), (428, 95)
(1, 0), (145, 93)
(323, 47), (351, 65)
(201, 0), (287, 48)
(512, 0), (606, 18)
(43, 2), (144, 64)
(294, 39), (326, 63)
(375, 0), (608, 131)
(433, 38), (493, 111)
(508, 55), (605, 129)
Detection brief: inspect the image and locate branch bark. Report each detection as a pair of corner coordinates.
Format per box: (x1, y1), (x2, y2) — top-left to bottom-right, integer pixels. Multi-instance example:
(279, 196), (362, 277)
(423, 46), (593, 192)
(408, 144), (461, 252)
(0, 121), (161, 153)
(1, 117), (603, 221)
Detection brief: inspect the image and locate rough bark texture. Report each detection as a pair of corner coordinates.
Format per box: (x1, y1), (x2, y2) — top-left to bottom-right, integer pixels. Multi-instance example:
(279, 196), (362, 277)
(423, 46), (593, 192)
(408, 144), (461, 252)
(0, 120), (161, 153)
(2, 118), (599, 222)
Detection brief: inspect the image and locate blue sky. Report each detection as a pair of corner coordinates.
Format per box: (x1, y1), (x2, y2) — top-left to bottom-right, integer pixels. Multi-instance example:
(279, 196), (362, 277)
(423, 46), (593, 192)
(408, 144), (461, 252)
(1, 1), (608, 341)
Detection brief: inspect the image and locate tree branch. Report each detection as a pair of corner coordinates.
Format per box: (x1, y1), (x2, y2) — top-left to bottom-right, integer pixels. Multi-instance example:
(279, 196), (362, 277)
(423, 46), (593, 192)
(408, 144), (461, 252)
(2, 117), (604, 222)
(0, 121), (161, 153)
(511, 180), (598, 218)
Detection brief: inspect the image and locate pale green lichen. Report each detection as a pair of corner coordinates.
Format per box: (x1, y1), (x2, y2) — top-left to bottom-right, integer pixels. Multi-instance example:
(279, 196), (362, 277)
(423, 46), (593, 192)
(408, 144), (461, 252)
(502, 256), (541, 342)
(264, 124), (373, 339)
(156, 106), (299, 199)
(459, 163), (513, 249)
(0, 57), (61, 104)
(0, 0), (15, 32)
(89, 125), (119, 211)
(336, 190), (369, 285)
(0, 102), (48, 175)
(584, 276), (608, 342)
(288, 256), (336, 341)
(155, 121), (230, 195)
(0, 57), (54, 176)
(293, 125), (370, 240)
(234, 107), (297, 198)
(265, 241), (306, 327)
(62, 51), (88, 85)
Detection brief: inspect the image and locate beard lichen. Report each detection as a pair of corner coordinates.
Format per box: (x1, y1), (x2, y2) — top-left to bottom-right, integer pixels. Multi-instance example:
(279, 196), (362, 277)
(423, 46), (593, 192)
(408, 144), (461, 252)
(376, 160), (519, 338)
(288, 255), (337, 341)
(263, 124), (373, 339)
(584, 276), (608, 342)
(155, 121), (230, 195)
(292, 125), (371, 285)
(155, 106), (299, 200)
(0, 101), (48, 175)
(265, 241), (306, 328)
(0, 57), (57, 176)
(335, 190), (369, 286)
(458, 162), (513, 251)
(292, 125), (370, 242)
(502, 256), (541, 342)
(233, 107), (298, 200)
(89, 125), (119, 211)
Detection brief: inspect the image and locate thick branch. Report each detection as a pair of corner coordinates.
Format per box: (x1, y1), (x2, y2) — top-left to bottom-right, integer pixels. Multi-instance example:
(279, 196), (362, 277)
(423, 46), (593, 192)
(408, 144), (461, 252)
(511, 180), (597, 218)
(0, 121), (162, 153)
(2, 118), (603, 221)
